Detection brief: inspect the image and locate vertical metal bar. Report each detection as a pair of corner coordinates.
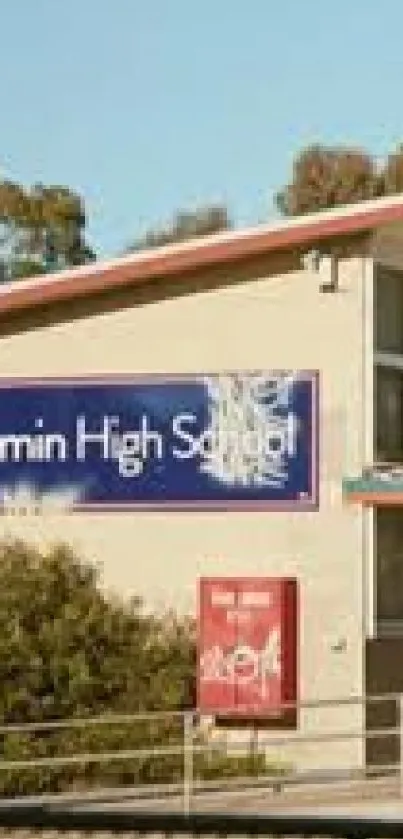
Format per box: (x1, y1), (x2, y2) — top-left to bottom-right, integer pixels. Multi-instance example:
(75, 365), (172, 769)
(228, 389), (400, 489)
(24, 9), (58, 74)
(399, 695), (403, 793)
(183, 711), (193, 816)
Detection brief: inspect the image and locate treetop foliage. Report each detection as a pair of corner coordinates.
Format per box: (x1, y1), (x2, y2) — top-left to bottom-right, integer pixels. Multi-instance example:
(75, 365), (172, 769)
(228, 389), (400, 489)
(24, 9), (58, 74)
(129, 205), (231, 252)
(0, 180), (95, 281)
(4, 142), (403, 283)
(276, 143), (403, 216)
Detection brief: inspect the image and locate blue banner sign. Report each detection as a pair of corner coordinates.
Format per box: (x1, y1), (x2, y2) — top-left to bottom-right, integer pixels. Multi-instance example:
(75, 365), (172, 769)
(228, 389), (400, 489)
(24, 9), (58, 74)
(0, 372), (318, 512)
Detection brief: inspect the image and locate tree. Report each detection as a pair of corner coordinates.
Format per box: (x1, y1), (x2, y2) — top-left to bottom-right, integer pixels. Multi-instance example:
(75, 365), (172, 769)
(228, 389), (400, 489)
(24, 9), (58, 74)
(0, 539), (194, 723)
(130, 204), (231, 251)
(276, 145), (380, 216)
(0, 539), (195, 794)
(0, 180), (95, 281)
(381, 145), (403, 196)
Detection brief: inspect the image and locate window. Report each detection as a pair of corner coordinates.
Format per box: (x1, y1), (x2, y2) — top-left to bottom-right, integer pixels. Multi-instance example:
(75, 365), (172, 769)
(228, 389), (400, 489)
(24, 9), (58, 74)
(376, 508), (403, 633)
(375, 367), (403, 462)
(375, 265), (403, 355)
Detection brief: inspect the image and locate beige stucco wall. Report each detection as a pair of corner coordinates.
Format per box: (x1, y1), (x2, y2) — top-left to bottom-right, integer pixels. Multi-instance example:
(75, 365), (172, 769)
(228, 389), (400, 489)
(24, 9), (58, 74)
(0, 253), (374, 773)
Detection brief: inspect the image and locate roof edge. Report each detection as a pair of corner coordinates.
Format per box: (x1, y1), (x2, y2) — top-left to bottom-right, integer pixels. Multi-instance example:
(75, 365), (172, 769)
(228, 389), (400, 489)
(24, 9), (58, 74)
(1, 192), (403, 317)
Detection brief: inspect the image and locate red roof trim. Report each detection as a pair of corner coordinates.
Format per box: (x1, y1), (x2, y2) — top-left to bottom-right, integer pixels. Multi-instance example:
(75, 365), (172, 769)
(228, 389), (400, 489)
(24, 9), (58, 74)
(1, 197), (403, 317)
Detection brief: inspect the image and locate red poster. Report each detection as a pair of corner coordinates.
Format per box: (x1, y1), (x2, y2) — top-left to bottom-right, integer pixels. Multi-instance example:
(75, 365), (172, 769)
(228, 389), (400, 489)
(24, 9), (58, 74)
(197, 577), (297, 717)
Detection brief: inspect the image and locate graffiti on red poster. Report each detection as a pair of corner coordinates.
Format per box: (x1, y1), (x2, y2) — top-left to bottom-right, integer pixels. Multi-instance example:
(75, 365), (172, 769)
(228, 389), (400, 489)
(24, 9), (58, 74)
(197, 577), (297, 715)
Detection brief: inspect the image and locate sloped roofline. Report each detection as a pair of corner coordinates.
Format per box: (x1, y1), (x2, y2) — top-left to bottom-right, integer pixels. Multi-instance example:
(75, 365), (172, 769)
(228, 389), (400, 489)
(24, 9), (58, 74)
(1, 193), (403, 316)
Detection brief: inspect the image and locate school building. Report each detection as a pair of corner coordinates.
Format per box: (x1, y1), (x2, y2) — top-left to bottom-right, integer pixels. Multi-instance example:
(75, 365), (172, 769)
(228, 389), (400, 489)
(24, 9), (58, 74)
(1, 193), (403, 773)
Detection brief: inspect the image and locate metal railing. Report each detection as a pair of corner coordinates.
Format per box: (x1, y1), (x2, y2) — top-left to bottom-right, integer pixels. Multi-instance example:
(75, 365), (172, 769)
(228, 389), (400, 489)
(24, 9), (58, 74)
(0, 691), (401, 815)
(0, 695), (402, 836)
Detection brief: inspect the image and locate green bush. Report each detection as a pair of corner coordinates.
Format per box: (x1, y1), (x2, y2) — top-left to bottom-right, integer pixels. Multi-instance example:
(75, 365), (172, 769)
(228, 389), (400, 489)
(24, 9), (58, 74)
(0, 539), (289, 796)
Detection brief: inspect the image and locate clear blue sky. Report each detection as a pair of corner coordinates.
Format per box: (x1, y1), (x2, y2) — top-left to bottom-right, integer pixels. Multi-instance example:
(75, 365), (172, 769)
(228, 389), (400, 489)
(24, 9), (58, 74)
(2, 0), (403, 258)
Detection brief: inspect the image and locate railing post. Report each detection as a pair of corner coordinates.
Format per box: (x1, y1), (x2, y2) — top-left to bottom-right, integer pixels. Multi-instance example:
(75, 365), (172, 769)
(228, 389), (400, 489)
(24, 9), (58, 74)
(183, 711), (194, 816)
(400, 695), (403, 792)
